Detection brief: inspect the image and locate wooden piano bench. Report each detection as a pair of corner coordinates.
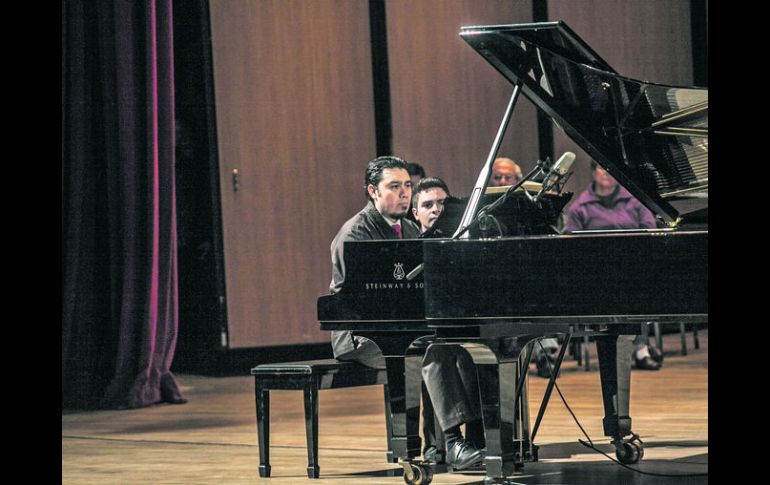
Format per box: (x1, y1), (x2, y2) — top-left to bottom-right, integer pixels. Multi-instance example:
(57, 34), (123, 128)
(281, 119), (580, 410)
(250, 359), (395, 479)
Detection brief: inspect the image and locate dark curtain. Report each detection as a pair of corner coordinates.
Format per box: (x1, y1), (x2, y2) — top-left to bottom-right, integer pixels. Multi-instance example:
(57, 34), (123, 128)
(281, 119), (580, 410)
(62, 0), (185, 409)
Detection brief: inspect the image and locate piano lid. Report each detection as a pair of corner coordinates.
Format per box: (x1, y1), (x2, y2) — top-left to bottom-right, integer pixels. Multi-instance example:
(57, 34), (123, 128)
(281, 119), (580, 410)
(460, 21), (708, 225)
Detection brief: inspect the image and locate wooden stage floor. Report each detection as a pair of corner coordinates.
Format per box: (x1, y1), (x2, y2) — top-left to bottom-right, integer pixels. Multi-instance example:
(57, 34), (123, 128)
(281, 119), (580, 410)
(62, 330), (707, 484)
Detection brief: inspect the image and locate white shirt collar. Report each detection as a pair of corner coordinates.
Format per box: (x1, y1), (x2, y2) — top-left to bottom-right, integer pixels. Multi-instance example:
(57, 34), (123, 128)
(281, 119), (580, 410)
(380, 213), (399, 226)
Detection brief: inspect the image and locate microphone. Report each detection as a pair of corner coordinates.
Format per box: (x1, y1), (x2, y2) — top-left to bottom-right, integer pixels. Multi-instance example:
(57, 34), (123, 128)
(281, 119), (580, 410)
(536, 151), (575, 200)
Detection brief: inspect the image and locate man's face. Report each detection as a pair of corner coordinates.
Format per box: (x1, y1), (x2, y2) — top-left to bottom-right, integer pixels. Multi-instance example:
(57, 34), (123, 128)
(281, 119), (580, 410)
(412, 187), (448, 232)
(490, 163), (520, 187)
(369, 168), (412, 219)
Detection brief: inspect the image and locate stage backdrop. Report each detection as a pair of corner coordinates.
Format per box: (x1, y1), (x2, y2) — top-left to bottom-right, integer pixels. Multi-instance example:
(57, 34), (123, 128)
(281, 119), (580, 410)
(207, 0), (377, 348)
(193, 0), (701, 354)
(386, 0), (538, 195)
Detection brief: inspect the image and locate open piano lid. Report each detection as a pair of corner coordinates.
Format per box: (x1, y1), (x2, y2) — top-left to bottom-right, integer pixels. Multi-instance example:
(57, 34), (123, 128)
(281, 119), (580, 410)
(460, 21), (708, 225)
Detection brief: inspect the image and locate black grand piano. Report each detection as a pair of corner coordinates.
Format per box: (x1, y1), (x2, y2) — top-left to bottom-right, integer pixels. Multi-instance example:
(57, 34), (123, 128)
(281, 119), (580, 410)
(318, 21), (707, 485)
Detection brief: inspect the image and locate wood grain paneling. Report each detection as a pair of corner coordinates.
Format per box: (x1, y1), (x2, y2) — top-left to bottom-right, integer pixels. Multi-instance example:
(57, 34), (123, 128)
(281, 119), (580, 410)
(547, 0), (695, 207)
(203, 0), (698, 350)
(208, 0), (376, 348)
(386, 0), (538, 196)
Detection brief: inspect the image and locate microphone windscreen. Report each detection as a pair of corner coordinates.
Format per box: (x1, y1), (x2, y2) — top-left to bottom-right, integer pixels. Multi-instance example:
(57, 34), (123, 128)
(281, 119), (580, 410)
(553, 152), (576, 175)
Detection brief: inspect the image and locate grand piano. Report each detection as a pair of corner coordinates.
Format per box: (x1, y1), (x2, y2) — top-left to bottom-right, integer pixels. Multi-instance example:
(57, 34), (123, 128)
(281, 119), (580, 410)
(318, 21), (707, 485)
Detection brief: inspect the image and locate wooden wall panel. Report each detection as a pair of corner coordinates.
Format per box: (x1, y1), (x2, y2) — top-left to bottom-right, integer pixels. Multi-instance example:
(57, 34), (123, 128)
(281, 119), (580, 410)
(386, 0), (538, 196)
(208, 0), (376, 348)
(546, 0), (695, 207)
(202, 0), (698, 351)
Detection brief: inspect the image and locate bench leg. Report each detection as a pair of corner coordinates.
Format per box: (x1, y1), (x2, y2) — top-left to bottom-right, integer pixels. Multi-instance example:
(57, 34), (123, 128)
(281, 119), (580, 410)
(304, 381), (320, 478)
(653, 322), (663, 353)
(382, 384), (397, 463)
(573, 338), (582, 367)
(255, 385), (271, 478)
(693, 324), (700, 349)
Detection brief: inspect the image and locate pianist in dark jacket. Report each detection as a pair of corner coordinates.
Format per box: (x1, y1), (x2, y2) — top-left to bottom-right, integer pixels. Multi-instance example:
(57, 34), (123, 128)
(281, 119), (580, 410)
(328, 157), (486, 470)
(329, 156), (421, 367)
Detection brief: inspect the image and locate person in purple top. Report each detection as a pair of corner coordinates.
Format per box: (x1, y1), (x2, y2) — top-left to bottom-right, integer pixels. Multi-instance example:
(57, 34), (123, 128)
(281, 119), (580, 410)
(564, 160), (664, 370)
(564, 161), (656, 232)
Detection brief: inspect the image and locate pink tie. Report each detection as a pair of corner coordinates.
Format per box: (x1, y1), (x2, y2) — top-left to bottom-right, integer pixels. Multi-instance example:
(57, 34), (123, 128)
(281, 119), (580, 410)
(392, 224), (402, 239)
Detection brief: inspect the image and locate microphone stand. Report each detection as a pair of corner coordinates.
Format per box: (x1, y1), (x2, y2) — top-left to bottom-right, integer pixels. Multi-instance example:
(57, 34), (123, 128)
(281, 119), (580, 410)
(405, 157), (550, 281)
(527, 169), (573, 203)
(405, 83), (523, 281)
(454, 160), (548, 239)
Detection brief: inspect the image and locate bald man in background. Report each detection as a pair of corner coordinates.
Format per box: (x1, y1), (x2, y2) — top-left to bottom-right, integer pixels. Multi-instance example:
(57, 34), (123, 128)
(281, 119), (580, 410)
(490, 157), (523, 187)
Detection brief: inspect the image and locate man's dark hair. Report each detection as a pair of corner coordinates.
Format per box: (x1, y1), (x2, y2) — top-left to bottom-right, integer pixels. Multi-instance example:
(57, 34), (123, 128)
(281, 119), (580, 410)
(364, 155), (410, 200)
(590, 159), (599, 171)
(411, 176), (450, 207)
(407, 162), (426, 179)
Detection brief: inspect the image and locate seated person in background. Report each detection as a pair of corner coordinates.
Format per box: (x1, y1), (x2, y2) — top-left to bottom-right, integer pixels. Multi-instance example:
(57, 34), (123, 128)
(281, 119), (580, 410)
(564, 160), (664, 370)
(411, 177), (449, 233)
(407, 162), (426, 187)
(411, 177), (486, 469)
(490, 157), (523, 187)
(412, 177), (484, 470)
(405, 162), (427, 224)
(330, 156), (421, 369)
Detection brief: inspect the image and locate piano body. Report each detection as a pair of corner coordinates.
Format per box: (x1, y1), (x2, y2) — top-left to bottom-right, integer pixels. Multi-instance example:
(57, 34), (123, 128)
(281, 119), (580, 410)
(318, 21), (707, 485)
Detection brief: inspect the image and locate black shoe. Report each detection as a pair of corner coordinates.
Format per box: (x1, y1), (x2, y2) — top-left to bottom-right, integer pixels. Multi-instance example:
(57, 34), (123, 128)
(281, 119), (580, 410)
(634, 355), (661, 370)
(648, 346), (664, 364)
(446, 438), (484, 470)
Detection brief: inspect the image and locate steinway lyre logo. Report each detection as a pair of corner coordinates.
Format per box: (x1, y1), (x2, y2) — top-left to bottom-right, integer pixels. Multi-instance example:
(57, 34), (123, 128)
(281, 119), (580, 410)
(393, 262), (406, 280)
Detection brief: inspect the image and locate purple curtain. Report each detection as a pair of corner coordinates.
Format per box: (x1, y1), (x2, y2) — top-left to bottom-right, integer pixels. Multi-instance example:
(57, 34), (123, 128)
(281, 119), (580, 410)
(62, 0), (184, 409)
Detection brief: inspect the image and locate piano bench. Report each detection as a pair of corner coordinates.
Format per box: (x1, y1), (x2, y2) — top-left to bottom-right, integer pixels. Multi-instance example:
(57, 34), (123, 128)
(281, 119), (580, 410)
(251, 359), (394, 479)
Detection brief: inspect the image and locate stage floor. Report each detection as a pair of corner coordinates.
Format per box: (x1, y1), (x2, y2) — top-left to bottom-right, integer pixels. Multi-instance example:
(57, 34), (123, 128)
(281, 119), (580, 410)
(62, 330), (707, 484)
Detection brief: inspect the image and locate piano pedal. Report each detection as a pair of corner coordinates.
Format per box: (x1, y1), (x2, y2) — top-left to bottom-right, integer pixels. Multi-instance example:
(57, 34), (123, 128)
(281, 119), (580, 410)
(483, 476), (524, 485)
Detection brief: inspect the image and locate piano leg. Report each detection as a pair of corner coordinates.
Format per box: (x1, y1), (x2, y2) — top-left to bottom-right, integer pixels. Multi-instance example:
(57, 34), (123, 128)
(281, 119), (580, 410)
(354, 332), (443, 484)
(419, 381), (445, 463)
(383, 352), (423, 460)
(595, 333), (645, 464)
(356, 331), (429, 464)
(461, 341), (521, 481)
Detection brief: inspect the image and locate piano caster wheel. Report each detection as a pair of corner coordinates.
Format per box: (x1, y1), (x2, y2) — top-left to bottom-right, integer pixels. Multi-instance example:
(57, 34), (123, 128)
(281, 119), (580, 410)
(615, 440), (644, 464)
(402, 462), (433, 485)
